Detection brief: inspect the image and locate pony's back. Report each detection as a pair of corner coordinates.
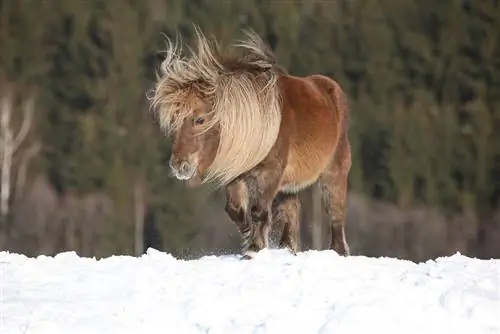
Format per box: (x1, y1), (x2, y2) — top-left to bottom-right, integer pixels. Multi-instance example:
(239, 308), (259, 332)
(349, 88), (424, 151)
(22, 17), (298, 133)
(276, 73), (347, 194)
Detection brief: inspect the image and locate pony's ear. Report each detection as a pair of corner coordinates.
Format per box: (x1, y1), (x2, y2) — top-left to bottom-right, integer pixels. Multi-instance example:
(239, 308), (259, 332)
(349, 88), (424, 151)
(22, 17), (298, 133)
(153, 52), (167, 66)
(241, 56), (274, 74)
(249, 60), (273, 71)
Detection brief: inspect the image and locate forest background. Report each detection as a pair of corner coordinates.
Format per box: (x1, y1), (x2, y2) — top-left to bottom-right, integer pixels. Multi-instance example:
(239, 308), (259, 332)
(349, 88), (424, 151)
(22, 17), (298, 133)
(1, 0), (499, 262)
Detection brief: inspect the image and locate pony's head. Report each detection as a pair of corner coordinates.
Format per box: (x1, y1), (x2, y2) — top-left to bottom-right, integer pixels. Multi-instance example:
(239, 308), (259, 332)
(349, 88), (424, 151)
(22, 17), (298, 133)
(149, 27), (282, 187)
(165, 90), (220, 184)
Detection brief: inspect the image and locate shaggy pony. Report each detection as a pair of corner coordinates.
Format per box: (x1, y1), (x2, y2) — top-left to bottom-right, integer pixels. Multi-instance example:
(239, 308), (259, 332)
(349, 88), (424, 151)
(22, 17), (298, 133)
(149, 26), (352, 259)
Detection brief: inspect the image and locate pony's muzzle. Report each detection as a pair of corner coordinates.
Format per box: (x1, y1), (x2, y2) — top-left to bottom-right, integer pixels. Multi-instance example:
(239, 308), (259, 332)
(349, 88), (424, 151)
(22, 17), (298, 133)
(169, 156), (197, 180)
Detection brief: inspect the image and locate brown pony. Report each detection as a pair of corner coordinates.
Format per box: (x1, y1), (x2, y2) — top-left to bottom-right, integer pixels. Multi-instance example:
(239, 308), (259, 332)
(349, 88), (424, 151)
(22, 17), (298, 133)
(149, 27), (352, 259)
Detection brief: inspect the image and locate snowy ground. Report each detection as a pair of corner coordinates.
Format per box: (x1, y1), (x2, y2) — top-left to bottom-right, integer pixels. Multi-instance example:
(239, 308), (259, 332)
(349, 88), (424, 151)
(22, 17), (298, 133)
(1, 249), (499, 334)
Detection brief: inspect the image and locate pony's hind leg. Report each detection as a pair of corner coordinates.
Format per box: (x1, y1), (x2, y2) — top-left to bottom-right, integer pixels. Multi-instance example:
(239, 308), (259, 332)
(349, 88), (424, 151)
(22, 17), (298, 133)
(272, 192), (300, 254)
(319, 135), (351, 256)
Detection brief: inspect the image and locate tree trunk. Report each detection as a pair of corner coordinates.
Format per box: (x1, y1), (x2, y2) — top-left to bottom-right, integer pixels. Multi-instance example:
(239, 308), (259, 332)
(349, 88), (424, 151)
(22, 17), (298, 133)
(311, 182), (323, 250)
(0, 82), (34, 223)
(14, 141), (41, 202)
(0, 89), (13, 221)
(134, 179), (145, 256)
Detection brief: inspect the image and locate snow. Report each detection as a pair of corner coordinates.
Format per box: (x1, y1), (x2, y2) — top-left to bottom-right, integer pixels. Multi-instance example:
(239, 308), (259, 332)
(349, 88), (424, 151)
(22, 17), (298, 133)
(1, 248), (499, 334)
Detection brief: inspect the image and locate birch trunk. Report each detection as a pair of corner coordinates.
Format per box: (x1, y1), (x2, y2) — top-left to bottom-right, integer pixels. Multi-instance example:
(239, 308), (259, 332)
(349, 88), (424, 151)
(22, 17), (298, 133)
(0, 83), (35, 223)
(0, 89), (13, 220)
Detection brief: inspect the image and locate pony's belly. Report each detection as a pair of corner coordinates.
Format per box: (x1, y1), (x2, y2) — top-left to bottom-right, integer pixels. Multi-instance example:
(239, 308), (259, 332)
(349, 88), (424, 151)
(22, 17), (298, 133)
(279, 177), (319, 194)
(280, 151), (332, 194)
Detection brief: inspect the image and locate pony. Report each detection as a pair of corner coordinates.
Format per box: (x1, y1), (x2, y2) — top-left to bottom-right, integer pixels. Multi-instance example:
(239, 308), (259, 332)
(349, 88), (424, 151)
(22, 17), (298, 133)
(149, 26), (352, 259)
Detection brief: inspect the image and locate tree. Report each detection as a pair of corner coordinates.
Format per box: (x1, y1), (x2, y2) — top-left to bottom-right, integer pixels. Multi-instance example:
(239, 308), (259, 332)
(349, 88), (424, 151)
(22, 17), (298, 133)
(0, 78), (36, 223)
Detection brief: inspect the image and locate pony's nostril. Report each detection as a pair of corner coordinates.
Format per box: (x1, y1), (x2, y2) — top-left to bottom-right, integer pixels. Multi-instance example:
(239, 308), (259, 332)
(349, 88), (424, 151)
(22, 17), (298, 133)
(169, 157), (195, 179)
(179, 161), (188, 173)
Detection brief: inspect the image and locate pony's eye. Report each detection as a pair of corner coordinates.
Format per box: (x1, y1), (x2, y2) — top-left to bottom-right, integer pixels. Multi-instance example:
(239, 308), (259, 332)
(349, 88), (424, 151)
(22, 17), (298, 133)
(194, 117), (205, 125)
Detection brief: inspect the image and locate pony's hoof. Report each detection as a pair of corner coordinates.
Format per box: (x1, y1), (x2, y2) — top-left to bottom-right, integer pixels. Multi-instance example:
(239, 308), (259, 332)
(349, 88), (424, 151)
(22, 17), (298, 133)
(280, 246), (298, 256)
(240, 250), (258, 260)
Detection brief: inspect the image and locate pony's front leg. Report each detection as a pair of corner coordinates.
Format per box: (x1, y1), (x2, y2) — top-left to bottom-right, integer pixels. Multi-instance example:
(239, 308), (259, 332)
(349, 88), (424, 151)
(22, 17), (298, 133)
(225, 178), (272, 259)
(225, 164), (283, 259)
(225, 178), (253, 253)
(241, 164), (284, 259)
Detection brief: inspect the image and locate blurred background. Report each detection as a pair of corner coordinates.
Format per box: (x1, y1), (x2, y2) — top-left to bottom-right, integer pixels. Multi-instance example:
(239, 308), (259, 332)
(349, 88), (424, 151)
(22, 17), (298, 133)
(0, 0), (498, 262)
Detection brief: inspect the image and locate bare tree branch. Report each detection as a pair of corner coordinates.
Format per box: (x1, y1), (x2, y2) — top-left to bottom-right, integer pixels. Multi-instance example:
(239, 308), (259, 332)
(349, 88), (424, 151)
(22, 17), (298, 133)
(12, 92), (35, 153)
(14, 140), (41, 202)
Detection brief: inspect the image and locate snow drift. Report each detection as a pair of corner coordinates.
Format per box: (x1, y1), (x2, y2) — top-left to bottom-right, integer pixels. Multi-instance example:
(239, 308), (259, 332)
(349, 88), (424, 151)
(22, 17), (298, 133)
(1, 248), (499, 334)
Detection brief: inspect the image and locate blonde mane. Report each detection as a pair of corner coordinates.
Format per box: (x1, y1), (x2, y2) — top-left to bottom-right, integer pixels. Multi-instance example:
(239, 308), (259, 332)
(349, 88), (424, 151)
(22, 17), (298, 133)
(149, 26), (282, 186)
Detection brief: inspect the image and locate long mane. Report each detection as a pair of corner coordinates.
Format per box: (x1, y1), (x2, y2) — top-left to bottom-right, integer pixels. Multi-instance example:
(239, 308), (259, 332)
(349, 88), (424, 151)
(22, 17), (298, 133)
(149, 26), (282, 186)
